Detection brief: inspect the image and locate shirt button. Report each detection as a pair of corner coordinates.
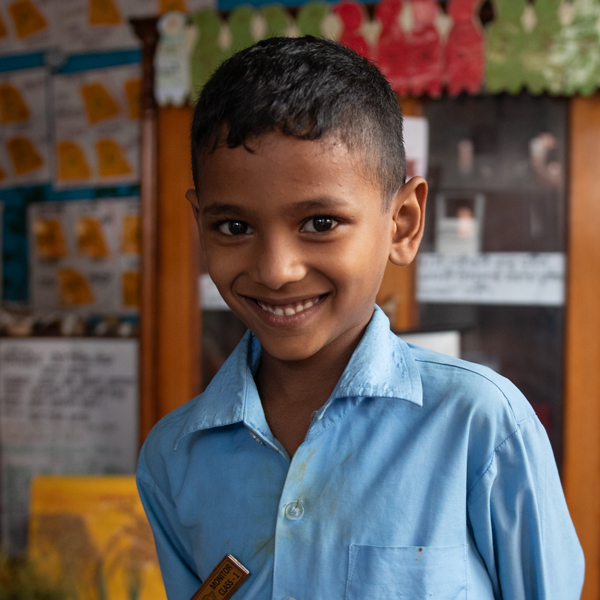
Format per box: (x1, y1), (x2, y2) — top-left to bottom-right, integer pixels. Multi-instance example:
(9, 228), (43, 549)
(249, 431), (263, 444)
(284, 499), (304, 520)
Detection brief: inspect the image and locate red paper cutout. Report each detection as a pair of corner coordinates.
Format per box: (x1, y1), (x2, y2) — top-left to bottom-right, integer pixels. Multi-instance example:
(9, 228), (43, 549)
(375, 0), (410, 94)
(404, 0), (445, 96)
(446, 0), (484, 95)
(334, 1), (373, 58)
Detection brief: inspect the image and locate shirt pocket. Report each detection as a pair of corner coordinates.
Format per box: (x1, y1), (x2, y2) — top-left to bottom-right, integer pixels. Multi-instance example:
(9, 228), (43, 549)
(345, 544), (467, 600)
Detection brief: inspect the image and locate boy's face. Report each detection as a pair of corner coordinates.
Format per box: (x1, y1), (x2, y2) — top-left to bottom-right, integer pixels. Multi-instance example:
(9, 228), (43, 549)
(187, 133), (426, 364)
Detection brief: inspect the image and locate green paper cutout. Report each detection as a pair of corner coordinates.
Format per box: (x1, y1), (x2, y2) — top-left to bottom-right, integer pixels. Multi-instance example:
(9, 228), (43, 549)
(190, 9), (225, 101)
(297, 2), (329, 37)
(262, 4), (289, 37)
(485, 0), (530, 93)
(228, 5), (256, 53)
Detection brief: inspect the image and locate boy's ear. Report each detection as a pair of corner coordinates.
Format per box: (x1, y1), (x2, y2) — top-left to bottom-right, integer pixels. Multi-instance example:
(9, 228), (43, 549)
(388, 176), (428, 266)
(185, 188), (200, 220)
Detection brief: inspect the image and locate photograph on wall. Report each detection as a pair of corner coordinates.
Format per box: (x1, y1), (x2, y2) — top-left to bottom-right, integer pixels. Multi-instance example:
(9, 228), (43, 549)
(52, 63), (141, 189)
(28, 197), (140, 315)
(0, 67), (51, 188)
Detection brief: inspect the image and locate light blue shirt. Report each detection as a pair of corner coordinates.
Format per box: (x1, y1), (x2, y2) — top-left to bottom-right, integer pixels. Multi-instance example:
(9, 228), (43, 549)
(137, 307), (584, 600)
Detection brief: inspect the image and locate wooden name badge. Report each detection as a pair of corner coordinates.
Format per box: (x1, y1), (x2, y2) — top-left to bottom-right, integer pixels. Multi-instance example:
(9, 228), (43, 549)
(190, 554), (250, 600)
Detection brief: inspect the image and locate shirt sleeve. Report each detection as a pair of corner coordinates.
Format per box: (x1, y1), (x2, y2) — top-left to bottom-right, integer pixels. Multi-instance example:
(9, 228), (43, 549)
(137, 457), (202, 600)
(467, 414), (584, 599)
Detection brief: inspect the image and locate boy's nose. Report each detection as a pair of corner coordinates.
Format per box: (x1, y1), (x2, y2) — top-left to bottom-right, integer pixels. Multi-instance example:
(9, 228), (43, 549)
(251, 236), (307, 290)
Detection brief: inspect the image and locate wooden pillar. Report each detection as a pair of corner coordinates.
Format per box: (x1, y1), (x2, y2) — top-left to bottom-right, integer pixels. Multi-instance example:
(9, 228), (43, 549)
(131, 18), (160, 445)
(563, 94), (600, 600)
(156, 107), (201, 420)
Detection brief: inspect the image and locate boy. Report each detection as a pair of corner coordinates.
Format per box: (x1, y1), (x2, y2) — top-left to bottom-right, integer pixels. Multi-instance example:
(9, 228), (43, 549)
(137, 36), (584, 599)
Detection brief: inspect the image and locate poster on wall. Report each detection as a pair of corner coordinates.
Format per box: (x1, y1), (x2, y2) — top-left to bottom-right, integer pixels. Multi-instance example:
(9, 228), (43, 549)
(52, 63), (141, 189)
(0, 0), (56, 54)
(0, 68), (51, 188)
(28, 197), (140, 315)
(0, 338), (138, 553)
(417, 252), (565, 306)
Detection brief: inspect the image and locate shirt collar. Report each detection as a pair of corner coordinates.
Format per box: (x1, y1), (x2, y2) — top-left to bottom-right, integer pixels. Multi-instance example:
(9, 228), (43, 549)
(174, 306), (422, 449)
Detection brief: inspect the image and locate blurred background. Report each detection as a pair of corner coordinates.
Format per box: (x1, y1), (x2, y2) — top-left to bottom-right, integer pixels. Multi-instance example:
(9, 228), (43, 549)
(0, 0), (599, 598)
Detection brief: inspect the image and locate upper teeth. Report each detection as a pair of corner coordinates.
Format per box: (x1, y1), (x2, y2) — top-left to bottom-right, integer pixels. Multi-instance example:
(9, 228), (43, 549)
(258, 297), (321, 316)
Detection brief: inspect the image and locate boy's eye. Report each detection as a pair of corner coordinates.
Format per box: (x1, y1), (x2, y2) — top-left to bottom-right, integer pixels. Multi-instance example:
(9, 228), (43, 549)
(218, 220), (253, 236)
(302, 216), (338, 233)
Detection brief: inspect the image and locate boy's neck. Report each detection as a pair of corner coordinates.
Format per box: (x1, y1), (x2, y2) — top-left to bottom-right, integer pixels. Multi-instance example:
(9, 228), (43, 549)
(255, 324), (366, 458)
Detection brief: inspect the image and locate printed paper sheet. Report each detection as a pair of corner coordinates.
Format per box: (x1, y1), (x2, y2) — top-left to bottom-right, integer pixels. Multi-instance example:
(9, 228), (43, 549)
(0, 67), (50, 188)
(52, 63), (141, 188)
(29, 197), (140, 315)
(0, 338), (138, 553)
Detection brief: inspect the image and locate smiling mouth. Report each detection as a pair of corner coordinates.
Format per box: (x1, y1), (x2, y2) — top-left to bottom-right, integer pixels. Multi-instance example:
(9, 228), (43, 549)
(253, 295), (324, 317)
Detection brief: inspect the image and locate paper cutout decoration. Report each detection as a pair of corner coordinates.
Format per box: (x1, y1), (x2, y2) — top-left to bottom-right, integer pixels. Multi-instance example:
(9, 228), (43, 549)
(404, 0), (445, 96)
(156, 11), (196, 106)
(376, 0), (410, 94)
(80, 82), (121, 124)
(0, 83), (30, 123)
(228, 6), (256, 53)
(446, 0), (485, 95)
(57, 141), (92, 181)
(0, 164), (5, 181)
(75, 216), (110, 259)
(96, 139), (133, 177)
(120, 214), (140, 254)
(297, 2), (329, 36)
(122, 271), (140, 307)
(58, 268), (94, 306)
(124, 77), (141, 120)
(8, 0), (48, 38)
(262, 4), (289, 38)
(88, 0), (121, 26)
(486, 0), (529, 92)
(190, 9), (225, 97)
(6, 135), (43, 175)
(334, 1), (373, 57)
(160, 0), (187, 13)
(33, 219), (68, 260)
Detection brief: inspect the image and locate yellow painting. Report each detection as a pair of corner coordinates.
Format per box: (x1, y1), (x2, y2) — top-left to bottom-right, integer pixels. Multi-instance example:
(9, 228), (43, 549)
(29, 476), (167, 600)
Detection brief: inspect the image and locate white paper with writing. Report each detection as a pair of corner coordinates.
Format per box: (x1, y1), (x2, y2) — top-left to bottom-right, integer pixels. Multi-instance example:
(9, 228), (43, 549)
(417, 252), (565, 306)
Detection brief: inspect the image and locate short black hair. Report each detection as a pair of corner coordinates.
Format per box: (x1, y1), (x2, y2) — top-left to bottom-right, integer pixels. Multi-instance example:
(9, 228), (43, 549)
(190, 36), (406, 205)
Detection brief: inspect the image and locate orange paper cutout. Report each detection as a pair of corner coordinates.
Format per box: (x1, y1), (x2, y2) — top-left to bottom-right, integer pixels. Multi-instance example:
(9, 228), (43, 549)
(96, 139), (133, 177)
(75, 216), (110, 259)
(80, 82), (121, 124)
(6, 135), (43, 174)
(124, 78), (141, 120)
(8, 0), (47, 38)
(120, 214), (140, 254)
(160, 0), (187, 13)
(122, 271), (140, 307)
(33, 219), (68, 259)
(0, 83), (31, 123)
(88, 0), (121, 25)
(57, 141), (91, 181)
(58, 268), (94, 306)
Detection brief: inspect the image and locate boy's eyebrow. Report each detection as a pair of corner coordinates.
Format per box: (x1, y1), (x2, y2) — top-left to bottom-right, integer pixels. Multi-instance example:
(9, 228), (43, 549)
(201, 203), (246, 217)
(201, 197), (351, 217)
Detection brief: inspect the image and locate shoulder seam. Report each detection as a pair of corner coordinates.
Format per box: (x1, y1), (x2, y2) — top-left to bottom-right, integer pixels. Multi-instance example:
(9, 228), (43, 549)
(466, 414), (536, 496)
(415, 358), (518, 421)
